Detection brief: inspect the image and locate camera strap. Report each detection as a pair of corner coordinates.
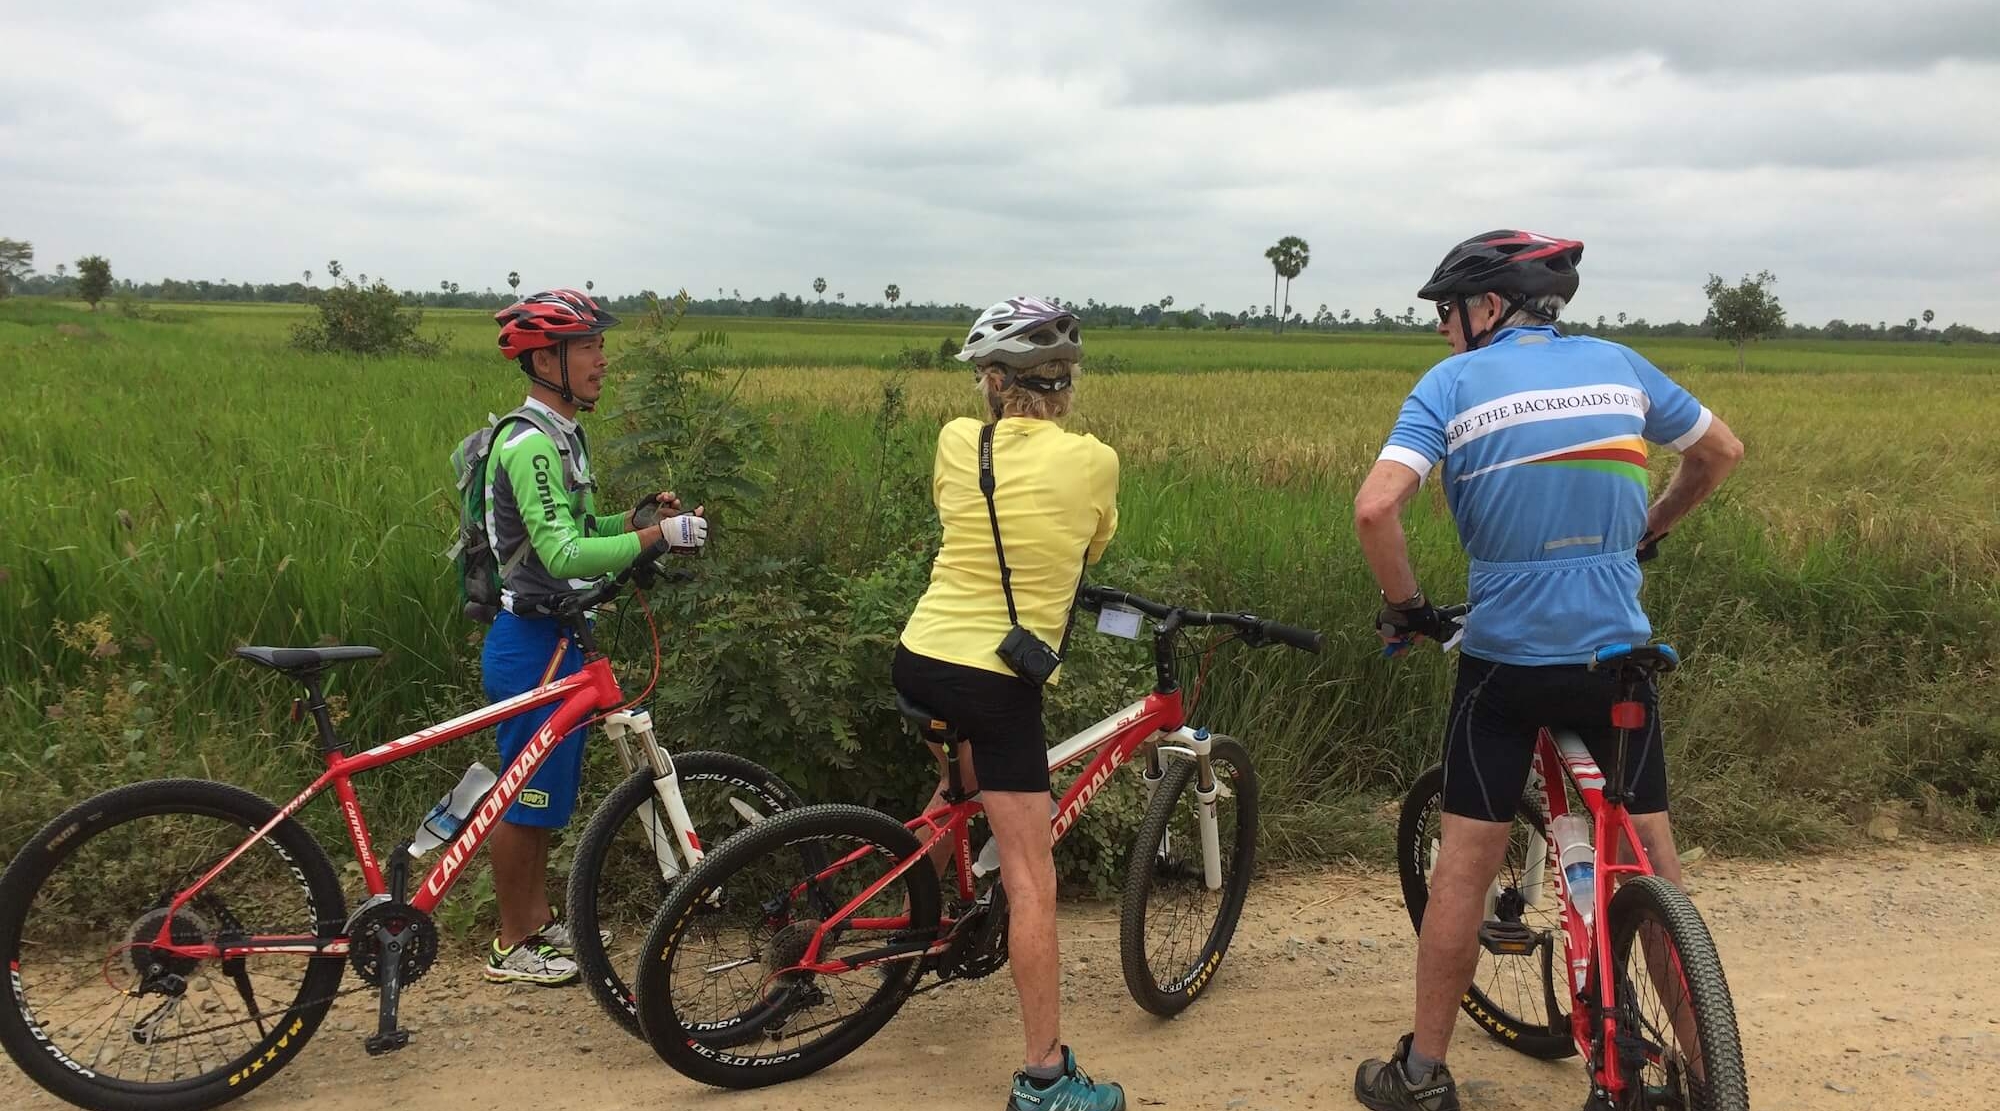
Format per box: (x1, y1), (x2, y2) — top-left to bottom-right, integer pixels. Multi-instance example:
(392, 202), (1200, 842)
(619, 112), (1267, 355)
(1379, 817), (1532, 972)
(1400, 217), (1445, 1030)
(979, 421), (1081, 658)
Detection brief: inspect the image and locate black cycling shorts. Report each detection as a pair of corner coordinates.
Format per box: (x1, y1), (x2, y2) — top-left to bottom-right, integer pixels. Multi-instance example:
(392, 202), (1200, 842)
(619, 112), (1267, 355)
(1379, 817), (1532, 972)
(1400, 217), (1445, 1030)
(892, 644), (1050, 794)
(1442, 653), (1669, 822)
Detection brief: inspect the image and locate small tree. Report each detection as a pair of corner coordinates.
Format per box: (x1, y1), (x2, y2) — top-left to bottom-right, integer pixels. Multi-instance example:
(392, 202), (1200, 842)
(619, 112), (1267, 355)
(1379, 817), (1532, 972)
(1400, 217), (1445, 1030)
(292, 274), (443, 357)
(0, 238), (33, 298)
(75, 255), (113, 310)
(1702, 270), (1786, 371)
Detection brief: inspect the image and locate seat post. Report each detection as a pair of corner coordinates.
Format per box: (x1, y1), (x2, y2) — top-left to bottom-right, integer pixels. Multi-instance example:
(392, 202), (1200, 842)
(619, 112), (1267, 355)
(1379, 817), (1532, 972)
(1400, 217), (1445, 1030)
(941, 741), (969, 804)
(1606, 665), (1649, 807)
(299, 672), (343, 753)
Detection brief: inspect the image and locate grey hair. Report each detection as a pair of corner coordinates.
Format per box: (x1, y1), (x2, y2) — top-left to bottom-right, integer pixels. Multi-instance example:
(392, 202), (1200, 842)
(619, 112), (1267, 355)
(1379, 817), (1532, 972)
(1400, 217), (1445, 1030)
(977, 358), (1076, 422)
(1496, 293), (1568, 331)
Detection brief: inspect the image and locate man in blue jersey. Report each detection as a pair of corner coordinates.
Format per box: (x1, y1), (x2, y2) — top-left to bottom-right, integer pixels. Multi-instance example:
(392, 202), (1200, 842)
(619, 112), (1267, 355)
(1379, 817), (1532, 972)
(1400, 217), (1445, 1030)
(1350, 231), (1744, 1111)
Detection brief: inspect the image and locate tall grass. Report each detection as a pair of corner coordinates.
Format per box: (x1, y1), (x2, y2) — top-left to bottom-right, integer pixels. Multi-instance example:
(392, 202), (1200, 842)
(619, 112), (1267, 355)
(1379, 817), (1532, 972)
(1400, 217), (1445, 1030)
(2, 301), (1995, 862)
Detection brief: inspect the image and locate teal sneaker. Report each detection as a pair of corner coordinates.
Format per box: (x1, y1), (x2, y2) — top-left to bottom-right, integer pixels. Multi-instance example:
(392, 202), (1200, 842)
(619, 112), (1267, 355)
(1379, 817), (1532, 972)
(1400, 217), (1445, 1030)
(1007, 1046), (1125, 1110)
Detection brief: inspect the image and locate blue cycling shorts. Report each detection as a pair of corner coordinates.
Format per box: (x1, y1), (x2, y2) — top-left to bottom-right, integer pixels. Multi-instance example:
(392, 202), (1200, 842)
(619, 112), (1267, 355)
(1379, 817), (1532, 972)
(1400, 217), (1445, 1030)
(481, 611), (588, 828)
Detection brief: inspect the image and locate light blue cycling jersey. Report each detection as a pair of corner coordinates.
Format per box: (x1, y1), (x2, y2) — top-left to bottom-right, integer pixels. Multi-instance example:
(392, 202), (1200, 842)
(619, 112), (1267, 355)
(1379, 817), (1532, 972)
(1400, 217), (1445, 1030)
(1379, 325), (1712, 666)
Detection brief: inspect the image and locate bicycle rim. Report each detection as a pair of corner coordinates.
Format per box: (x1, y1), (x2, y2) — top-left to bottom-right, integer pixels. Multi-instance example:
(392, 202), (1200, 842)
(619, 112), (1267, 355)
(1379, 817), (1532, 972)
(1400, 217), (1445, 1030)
(569, 755), (800, 1035)
(637, 805), (937, 1089)
(1398, 764), (1574, 1059)
(1606, 876), (1749, 1111)
(1119, 738), (1256, 1015)
(0, 781), (345, 1111)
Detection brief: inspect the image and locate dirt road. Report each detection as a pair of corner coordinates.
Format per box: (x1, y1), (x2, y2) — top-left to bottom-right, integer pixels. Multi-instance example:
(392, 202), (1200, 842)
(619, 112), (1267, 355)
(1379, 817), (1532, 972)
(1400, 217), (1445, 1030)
(5, 845), (1993, 1110)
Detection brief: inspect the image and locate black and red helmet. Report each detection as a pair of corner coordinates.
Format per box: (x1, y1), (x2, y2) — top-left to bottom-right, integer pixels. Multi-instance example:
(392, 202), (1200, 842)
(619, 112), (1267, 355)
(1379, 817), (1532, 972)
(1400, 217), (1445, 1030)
(1418, 230), (1584, 303)
(494, 288), (619, 360)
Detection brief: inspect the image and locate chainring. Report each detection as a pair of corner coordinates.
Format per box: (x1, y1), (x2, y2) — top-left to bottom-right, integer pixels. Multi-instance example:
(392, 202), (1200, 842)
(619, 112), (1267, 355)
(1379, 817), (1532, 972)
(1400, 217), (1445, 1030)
(938, 885), (1010, 981)
(346, 900), (439, 988)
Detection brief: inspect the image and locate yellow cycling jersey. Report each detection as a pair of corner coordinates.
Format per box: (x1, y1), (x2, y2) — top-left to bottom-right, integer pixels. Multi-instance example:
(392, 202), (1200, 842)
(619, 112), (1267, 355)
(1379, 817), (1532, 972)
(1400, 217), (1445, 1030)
(900, 417), (1119, 681)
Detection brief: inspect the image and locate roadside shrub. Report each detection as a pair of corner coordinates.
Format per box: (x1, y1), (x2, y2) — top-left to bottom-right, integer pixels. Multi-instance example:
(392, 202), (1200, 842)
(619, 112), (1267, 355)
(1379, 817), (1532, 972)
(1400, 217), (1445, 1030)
(290, 279), (443, 357)
(937, 336), (962, 364)
(892, 344), (934, 370)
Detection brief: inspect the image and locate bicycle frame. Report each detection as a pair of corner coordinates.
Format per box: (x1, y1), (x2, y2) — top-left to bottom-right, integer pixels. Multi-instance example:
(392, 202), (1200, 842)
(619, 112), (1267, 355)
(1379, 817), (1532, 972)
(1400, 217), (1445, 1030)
(141, 653), (637, 962)
(791, 685), (1197, 975)
(1530, 724), (1670, 1100)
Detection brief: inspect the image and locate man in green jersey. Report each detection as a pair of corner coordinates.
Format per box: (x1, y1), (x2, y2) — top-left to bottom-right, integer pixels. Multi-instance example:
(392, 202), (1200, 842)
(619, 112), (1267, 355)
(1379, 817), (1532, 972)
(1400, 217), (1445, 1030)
(480, 289), (706, 985)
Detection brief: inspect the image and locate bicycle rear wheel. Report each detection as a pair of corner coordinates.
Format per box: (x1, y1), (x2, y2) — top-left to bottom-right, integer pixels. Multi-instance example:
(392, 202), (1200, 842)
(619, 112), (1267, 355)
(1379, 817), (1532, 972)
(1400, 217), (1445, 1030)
(0, 779), (347, 1111)
(1604, 875), (1748, 1111)
(1118, 737), (1257, 1016)
(1396, 762), (1575, 1059)
(566, 752), (802, 1036)
(633, 803), (940, 1089)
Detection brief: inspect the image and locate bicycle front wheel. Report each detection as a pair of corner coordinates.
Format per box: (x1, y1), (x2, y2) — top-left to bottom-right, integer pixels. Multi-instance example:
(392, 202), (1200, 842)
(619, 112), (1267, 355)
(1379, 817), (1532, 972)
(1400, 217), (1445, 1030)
(634, 803), (940, 1089)
(1119, 737), (1258, 1016)
(0, 779), (347, 1111)
(1604, 875), (1749, 1111)
(566, 752), (802, 1036)
(1397, 762), (1575, 1059)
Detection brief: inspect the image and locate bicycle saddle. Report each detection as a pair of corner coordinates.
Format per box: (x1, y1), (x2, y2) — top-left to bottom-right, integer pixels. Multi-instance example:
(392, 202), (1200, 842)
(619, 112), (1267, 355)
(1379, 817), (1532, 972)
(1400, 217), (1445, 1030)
(894, 694), (957, 742)
(234, 645), (383, 677)
(1588, 642), (1680, 676)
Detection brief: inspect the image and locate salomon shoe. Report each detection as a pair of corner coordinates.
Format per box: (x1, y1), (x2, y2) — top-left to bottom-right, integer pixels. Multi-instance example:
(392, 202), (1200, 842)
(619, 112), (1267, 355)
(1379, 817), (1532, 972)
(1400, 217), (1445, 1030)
(1354, 1034), (1459, 1111)
(484, 933), (579, 986)
(1007, 1046), (1126, 1111)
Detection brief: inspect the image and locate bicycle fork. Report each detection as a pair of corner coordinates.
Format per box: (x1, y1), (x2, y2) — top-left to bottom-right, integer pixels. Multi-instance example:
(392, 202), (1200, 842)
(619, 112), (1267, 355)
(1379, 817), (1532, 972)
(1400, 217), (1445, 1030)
(1146, 726), (1226, 892)
(602, 711), (702, 880)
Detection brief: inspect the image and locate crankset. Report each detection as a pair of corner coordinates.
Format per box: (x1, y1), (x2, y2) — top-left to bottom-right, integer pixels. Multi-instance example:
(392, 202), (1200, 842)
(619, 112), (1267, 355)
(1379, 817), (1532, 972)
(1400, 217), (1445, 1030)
(935, 883), (1010, 981)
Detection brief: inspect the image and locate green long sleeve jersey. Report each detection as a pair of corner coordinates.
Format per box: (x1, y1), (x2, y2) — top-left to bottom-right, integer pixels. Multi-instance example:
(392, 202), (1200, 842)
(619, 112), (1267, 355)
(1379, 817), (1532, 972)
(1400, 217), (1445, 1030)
(484, 402), (640, 610)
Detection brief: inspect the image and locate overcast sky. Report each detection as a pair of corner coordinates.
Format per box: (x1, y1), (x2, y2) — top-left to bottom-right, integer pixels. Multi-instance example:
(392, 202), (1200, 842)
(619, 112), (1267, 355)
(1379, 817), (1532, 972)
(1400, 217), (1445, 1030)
(6, 1), (1997, 326)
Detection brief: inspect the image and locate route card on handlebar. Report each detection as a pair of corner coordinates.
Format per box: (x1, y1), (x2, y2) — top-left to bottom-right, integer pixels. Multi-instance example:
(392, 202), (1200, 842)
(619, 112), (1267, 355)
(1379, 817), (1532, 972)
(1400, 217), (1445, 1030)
(1096, 603), (1144, 640)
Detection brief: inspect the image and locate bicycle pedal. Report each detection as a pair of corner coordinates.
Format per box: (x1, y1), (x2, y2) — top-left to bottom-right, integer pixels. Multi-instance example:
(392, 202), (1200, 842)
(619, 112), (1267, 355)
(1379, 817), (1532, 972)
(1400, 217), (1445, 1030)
(1478, 919), (1540, 956)
(363, 1029), (411, 1056)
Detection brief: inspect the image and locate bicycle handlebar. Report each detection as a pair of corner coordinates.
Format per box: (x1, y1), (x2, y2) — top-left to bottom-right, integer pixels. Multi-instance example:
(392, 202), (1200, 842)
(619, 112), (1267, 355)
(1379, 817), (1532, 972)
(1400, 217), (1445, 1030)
(1078, 585), (1325, 654)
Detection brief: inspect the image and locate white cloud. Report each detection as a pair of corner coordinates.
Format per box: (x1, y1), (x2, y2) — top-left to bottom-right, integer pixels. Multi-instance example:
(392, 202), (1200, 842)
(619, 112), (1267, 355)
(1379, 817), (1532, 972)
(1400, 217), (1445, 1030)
(3, 0), (1995, 326)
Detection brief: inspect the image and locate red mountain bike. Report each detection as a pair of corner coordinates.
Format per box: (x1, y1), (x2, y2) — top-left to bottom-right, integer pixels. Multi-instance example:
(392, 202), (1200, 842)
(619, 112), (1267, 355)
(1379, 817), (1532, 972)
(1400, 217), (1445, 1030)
(0, 557), (799, 1111)
(1396, 611), (1748, 1111)
(629, 584), (1322, 1089)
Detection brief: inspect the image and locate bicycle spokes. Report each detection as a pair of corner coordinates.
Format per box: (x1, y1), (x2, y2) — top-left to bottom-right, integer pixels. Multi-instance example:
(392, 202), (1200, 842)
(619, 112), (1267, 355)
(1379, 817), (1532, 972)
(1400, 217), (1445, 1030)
(664, 830), (917, 1055)
(12, 810), (330, 1087)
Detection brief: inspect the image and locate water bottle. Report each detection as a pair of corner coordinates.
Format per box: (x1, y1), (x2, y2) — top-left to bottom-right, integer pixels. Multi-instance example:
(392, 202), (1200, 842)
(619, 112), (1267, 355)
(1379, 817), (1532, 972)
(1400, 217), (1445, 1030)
(1550, 813), (1596, 927)
(408, 762), (498, 857)
(971, 795), (1060, 877)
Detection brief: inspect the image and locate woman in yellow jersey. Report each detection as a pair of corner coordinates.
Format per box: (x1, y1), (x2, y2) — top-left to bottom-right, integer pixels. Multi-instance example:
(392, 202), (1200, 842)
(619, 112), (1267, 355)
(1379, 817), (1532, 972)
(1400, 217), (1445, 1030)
(893, 296), (1123, 1111)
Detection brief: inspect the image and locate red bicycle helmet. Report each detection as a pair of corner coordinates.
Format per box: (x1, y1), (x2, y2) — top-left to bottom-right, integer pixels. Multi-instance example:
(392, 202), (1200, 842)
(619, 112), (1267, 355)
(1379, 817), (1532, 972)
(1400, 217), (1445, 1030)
(494, 288), (619, 359)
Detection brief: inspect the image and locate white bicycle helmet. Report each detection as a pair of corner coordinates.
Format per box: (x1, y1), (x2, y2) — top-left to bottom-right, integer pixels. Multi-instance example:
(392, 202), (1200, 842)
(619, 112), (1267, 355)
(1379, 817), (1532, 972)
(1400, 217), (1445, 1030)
(957, 296), (1081, 369)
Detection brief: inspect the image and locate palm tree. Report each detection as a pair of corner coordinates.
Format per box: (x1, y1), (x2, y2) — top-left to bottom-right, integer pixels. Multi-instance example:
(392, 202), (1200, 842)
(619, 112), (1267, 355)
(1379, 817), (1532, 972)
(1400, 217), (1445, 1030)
(507, 271), (521, 295)
(585, 280), (594, 294)
(439, 280), (449, 293)
(813, 277), (827, 300)
(1922, 308), (1935, 329)
(1617, 311), (1628, 326)
(1263, 236), (1310, 335)
(837, 291), (845, 304)
(885, 283), (901, 308)
(303, 269), (312, 287)
(449, 282), (459, 295)
(326, 260), (342, 281)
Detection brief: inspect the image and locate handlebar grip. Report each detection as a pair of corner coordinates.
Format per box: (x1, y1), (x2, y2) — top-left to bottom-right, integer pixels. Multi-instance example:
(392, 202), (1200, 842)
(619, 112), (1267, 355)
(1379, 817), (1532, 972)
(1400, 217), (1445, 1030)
(1637, 532), (1668, 564)
(1258, 620), (1324, 653)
